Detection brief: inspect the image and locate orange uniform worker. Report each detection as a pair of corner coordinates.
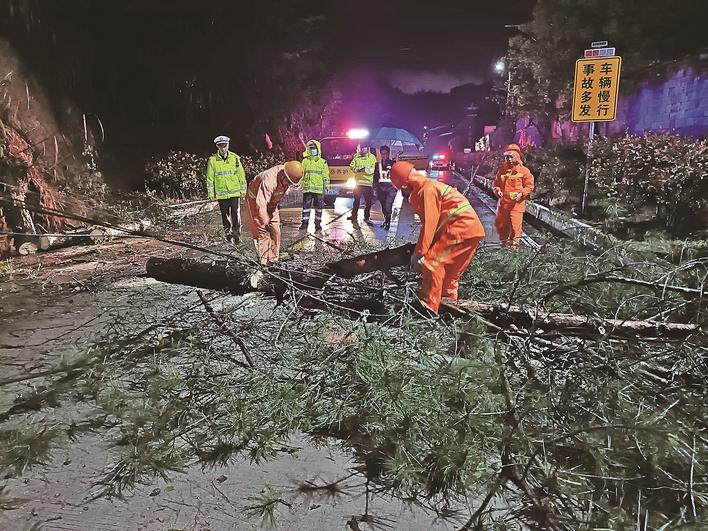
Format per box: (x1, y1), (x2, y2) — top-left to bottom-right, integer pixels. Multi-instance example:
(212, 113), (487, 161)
(492, 145), (534, 251)
(246, 161), (304, 265)
(390, 161), (485, 313)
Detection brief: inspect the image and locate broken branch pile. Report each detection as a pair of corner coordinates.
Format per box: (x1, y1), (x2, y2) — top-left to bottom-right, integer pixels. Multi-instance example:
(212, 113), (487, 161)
(145, 244), (701, 339)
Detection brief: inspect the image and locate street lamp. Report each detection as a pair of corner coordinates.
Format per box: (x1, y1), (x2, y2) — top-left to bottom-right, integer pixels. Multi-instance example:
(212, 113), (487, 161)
(494, 60), (505, 74)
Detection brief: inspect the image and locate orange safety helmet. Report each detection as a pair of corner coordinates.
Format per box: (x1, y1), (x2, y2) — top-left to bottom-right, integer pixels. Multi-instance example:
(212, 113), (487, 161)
(390, 161), (415, 189)
(283, 160), (304, 184)
(504, 144), (521, 154)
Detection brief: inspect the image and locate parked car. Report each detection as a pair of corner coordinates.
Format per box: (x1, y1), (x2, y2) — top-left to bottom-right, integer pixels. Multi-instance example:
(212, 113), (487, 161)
(318, 136), (360, 206)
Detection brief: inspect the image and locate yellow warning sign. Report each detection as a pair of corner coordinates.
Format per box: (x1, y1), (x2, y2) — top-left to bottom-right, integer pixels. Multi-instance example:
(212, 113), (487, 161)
(571, 56), (621, 122)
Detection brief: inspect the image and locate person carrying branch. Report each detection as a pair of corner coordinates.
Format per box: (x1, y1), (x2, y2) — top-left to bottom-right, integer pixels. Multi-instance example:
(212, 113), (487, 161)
(246, 161), (304, 265)
(492, 144), (534, 251)
(389, 161), (485, 313)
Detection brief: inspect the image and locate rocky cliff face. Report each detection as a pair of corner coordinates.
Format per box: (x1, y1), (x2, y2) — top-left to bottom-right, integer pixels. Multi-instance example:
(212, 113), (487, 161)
(0, 38), (102, 255)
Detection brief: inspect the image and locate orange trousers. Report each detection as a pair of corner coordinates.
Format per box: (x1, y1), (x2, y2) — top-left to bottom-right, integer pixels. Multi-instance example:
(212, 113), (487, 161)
(247, 199), (281, 265)
(419, 237), (481, 313)
(495, 205), (524, 250)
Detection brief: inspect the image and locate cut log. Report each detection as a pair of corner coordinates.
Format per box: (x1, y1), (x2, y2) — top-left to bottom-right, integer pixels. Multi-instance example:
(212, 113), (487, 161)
(89, 227), (109, 244)
(321, 243), (415, 280)
(38, 234), (60, 251)
(18, 240), (38, 255)
(145, 246), (701, 340)
(146, 256), (255, 294)
(89, 221), (152, 244)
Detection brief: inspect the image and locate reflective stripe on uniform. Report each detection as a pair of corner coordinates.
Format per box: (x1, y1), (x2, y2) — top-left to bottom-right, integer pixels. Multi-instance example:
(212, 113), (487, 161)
(432, 202), (472, 240)
(446, 203), (471, 219)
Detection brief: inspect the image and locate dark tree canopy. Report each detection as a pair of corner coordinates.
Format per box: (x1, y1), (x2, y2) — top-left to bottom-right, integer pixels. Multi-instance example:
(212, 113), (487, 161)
(504, 0), (708, 116)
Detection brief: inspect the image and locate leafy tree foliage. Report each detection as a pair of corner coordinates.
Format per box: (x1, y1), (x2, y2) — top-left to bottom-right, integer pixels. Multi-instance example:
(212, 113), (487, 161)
(144, 150), (281, 199)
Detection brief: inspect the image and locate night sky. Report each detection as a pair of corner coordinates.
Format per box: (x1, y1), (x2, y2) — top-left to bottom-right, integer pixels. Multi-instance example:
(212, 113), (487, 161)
(336, 0), (535, 91)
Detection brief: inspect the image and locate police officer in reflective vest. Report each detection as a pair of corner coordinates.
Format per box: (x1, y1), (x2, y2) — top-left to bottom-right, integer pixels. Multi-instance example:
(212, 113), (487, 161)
(348, 143), (377, 225)
(300, 139), (330, 232)
(206, 135), (247, 244)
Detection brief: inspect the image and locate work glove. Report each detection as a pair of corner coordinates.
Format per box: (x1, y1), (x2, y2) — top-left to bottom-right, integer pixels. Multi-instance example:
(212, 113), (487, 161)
(512, 192), (523, 202)
(410, 252), (425, 273)
(493, 187), (503, 199)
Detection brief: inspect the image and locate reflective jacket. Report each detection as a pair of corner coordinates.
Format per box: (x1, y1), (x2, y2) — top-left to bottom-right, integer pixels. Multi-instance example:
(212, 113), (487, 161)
(246, 165), (289, 236)
(492, 151), (534, 213)
(350, 152), (377, 187)
(301, 140), (330, 194)
(206, 151), (247, 199)
(407, 173), (485, 258)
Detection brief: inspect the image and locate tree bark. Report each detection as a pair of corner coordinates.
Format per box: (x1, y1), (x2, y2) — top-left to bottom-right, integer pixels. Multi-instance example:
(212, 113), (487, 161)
(145, 245), (701, 340)
(440, 300), (700, 340)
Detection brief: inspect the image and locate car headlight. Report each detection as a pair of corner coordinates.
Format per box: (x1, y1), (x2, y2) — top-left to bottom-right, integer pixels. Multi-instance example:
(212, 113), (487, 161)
(346, 177), (356, 189)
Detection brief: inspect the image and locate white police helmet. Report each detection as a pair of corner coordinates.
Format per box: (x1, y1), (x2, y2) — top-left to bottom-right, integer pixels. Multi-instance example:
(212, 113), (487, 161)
(214, 135), (230, 145)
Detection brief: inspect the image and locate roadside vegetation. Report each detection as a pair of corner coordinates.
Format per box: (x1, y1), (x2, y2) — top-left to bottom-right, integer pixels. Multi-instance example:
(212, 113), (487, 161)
(2, 239), (706, 529)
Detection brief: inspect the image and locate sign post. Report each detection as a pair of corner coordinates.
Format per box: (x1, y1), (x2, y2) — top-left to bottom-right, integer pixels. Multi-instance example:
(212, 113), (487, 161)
(572, 47), (621, 214)
(582, 122), (595, 214)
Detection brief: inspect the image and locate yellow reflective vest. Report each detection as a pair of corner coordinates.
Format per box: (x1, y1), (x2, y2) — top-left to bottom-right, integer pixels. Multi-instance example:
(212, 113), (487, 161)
(350, 153), (376, 187)
(206, 151), (247, 199)
(301, 140), (330, 194)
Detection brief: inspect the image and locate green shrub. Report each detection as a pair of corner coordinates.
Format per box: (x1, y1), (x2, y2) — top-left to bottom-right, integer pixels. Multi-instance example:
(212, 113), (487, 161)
(523, 144), (586, 206)
(144, 151), (205, 199)
(590, 134), (708, 236)
(144, 150), (283, 200)
(515, 134), (708, 237)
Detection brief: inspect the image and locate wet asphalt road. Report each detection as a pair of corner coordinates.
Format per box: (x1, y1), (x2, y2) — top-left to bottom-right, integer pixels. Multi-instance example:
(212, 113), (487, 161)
(270, 170), (506, 254)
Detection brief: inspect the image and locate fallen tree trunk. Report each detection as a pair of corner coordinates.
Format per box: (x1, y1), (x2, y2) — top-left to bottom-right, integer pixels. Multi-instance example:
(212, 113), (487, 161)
(145, 243), (415, 294)
(440, 300), (700, 340)
(89, 221), (152, 244)
(145, 245), (701, 340)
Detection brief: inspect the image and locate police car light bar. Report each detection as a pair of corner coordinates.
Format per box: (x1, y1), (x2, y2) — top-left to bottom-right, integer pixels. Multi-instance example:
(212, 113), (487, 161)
(347, 128), (369, 139)
(584, 47), (615, 57)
